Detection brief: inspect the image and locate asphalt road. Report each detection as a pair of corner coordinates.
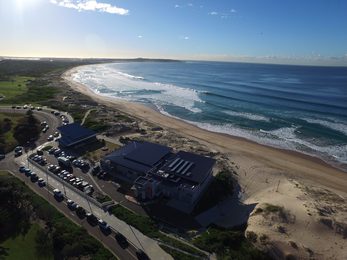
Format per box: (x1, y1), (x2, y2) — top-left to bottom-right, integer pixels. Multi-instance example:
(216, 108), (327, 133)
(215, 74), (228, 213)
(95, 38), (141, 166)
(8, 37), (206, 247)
(0, 107), (139, 260)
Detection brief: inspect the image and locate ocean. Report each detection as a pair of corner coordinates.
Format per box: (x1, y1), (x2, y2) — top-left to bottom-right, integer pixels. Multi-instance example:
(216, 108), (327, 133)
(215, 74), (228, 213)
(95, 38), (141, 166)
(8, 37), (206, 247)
(71, 61), (347, 170)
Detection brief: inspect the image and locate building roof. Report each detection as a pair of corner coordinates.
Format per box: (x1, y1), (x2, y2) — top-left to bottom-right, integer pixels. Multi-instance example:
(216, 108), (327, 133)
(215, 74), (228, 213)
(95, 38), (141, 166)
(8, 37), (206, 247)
(125, 142), (171, 167)
(159, 151), (215, 185)
(58, 123), (96, 147)
(104, 141), (172, 174)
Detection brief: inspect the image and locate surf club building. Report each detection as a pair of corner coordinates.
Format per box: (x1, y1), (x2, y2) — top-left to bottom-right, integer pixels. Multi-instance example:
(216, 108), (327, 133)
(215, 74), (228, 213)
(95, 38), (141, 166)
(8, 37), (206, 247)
(101, 141), (215, 213)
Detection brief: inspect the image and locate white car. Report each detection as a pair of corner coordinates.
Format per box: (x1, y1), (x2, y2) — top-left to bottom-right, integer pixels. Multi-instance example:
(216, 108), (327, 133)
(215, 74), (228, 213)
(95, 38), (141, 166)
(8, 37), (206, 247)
(47, 135), (54, 141)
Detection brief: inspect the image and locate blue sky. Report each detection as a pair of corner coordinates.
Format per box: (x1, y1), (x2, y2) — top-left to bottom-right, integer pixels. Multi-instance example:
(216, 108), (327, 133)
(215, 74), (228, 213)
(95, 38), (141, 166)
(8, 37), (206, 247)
(1, 0), (346, 65)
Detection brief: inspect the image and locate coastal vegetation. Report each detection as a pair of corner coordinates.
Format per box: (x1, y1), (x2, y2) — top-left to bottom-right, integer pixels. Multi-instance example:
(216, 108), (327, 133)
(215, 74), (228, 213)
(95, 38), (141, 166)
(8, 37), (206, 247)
(109, 205), (206, 257)
(95, 194), (112, 204)
(0, 171), (114, 259)
(0, 111), (40, 153)
(83, 110), (111, 132)
(193, 225), (267, 260)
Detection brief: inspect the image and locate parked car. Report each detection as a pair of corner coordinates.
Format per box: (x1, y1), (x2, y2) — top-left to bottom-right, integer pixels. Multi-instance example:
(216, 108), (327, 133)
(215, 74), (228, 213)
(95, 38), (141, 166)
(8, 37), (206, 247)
(48, 164), (56, 172)
(86, 213), (98, 226)
(24, 169), (32, 177)
(38, 178), (46, 187)
(0, 154), (5, 160)
(67, 155), (77, 161)
(42, 126), (49, 133)
(14, 146), (23, 153)
(48, 147), (57, 154)
(53, 149), (62, 157)
(98, 219), (111, 234)
(19, 166), (26, 173)
(53, 189), (64, 201)
(47, 135), (54, 141)
(30, 173), (38, 182)
(115, 232), (129, 248)
(67, 199), (78, 210)
(136, 249), (149, 260)
(76, 206), (86, 218)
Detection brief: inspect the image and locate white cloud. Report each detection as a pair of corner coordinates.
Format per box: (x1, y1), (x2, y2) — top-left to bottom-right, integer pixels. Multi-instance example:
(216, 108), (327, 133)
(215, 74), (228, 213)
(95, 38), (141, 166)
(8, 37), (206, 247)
(137, 35), (143, 39)
(209, 11), (218, 15)
(174, 4), (180, 8)
(230, 9), (236, 13)
(50, 0), (129, 15)
(187, 3), (193, 7)
(184, 36), (189, 40)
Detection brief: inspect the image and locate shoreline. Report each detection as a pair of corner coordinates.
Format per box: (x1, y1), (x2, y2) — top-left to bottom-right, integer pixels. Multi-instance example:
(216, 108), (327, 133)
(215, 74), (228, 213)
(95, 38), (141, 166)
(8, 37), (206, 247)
(62, 66), (347, 194)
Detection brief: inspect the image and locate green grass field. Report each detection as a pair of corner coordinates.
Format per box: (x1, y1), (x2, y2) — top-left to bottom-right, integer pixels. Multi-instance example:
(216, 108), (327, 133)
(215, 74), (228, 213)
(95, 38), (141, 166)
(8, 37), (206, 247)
(0, 224), (53, 260)
(0, 76), (33, 100)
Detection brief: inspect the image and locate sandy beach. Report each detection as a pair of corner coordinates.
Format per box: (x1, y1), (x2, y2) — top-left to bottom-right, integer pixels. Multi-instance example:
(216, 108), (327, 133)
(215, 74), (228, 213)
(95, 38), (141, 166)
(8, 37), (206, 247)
(62, 66), (347, 259)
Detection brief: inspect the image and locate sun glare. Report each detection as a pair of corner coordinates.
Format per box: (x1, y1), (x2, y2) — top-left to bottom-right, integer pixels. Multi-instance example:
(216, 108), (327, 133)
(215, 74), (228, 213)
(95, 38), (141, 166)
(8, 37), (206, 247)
(15, 0), (41, 8)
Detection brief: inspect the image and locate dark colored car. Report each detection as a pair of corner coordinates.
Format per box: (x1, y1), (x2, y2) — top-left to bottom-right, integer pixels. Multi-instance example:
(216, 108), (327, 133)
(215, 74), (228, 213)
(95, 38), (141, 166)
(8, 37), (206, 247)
(115, 232), (129, 248)
(24, 169), (32, 177)
(136, 249), (149, 260)
(76, 206), (86, 218)
(30, 173), (39, 182)
(86, 213), (98, 226)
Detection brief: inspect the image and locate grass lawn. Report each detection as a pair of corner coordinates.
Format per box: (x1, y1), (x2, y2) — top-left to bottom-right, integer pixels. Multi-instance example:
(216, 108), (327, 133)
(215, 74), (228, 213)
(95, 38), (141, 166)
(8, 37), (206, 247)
(0, 76), (33, 101)
(0, 224), (52, 260)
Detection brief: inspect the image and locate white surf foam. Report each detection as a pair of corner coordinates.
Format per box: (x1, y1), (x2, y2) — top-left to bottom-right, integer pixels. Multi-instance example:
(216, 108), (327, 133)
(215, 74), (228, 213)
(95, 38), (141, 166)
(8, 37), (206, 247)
(224, 110), (270, 122)
(303, 118), (347, 136)
(177, 120), (347, 168)
(71, 64), (203, 113)
(117, 71), (144, 80)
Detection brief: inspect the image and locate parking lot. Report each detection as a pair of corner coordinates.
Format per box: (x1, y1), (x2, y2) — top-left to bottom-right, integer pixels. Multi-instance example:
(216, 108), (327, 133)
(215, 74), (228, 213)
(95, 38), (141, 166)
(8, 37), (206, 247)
(29, 146), (105, 200)
(33, 140), (148, 216)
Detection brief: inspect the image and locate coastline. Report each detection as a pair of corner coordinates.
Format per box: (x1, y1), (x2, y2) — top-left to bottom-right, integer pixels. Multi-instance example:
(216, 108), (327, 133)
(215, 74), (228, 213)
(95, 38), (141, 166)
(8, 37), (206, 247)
(63, 65), (347, 258)
(62, 66), (347, 194)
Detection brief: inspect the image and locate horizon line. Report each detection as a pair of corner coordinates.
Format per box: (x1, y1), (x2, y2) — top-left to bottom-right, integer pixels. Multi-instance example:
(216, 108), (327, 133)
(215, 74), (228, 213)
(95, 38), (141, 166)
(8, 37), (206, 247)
(1, 55), (347, 68)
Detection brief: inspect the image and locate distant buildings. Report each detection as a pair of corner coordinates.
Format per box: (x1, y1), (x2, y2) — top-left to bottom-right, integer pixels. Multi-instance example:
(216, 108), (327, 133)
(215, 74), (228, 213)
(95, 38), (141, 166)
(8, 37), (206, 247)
(58, 123), (97, 148)
(101, 141), (215, 213)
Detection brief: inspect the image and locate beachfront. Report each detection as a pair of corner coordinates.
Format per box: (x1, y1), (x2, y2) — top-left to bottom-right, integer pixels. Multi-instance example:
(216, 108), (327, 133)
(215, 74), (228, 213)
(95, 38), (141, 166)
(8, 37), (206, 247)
(63, 66), (347, 259)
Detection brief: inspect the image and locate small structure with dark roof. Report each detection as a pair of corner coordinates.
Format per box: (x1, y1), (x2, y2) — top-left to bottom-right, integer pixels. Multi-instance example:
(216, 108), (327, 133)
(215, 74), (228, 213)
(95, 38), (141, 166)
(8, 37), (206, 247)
(57, 123), (97, 148)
